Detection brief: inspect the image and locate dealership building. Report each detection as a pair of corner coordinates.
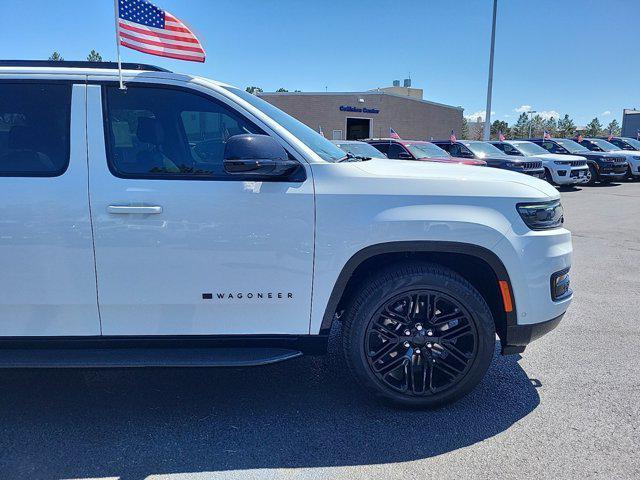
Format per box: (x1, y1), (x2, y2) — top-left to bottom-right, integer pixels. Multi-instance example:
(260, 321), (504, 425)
(622, 109), (640, 138)
(258, 80), (463, 141)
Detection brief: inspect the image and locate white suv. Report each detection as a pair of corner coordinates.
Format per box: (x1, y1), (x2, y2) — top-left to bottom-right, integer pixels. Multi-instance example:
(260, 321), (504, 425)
(0, 61), (573, 408)
(491, 140), (589, 185)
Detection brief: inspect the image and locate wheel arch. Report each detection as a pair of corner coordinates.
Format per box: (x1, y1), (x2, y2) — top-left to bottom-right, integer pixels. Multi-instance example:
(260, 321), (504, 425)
(320, 241), (518, 347)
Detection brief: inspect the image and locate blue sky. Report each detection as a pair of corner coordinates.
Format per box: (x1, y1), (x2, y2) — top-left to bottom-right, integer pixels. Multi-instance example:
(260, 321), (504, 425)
(1, 0), (638, 126)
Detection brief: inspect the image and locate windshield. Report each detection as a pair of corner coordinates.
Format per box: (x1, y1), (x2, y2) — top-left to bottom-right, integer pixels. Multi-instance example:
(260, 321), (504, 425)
(333, 142), (387, 158)
(555, 139), (590, 153)
(406, 142), (450, 158)
(463, 141), (505, 158)
(621, 137), (640, 149)
(510, 141), (549, 156)
(588, 139), (621, 152)
(222, 86), (346, 162)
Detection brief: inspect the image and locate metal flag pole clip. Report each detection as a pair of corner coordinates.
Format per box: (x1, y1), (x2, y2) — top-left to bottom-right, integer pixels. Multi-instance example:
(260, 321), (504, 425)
(113, 0), (126, 90)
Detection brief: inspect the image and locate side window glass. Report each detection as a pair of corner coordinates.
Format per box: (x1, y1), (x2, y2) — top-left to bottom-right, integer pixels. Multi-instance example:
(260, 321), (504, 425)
(372, 143), (390, 155)
(388, 144), (408, 159)
(0, 83), (71, 176)
(104, 86), (264, 178)
(448, 144), (459, 156)
(542, 141), (555, 152)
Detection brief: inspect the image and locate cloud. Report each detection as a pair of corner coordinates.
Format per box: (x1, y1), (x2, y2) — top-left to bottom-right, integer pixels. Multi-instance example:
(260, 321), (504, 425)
(602, 110), (611, 116)
(515, 105), (532, 113)
(536, 110), (561, 120)
(503, 114), (511, 118)
(464, 110), (495, 121)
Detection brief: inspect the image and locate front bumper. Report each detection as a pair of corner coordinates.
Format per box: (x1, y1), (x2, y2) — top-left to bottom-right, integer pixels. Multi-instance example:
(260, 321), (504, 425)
(553, 165), (589, 185)
(502, 313), (564, 354)
(599, 163), (628, 179)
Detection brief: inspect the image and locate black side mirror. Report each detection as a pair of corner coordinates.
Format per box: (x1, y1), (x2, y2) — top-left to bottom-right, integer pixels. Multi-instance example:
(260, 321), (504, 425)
(224, 134), (300, 178)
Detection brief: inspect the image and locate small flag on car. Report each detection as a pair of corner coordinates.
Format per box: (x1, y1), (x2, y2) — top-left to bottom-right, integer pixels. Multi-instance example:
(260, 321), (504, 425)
(116, 0), (206, 63)
(390, 128), (401, 139)
(577, 134), (584, 143)
(498, 131), (506, 141)
(449, 129), (457, 143)
(543, 130), (551, 139)
(607, 131), (613, 141)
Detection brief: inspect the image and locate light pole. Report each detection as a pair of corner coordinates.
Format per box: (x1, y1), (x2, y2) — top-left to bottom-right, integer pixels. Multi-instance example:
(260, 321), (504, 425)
(527, 110), (537, 138)
(483, 0), (498, 141)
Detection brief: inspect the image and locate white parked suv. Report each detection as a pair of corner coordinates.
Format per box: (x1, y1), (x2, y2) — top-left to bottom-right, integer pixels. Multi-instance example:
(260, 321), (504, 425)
(491, 140), (589, 185)
(0, 61), (573, 407)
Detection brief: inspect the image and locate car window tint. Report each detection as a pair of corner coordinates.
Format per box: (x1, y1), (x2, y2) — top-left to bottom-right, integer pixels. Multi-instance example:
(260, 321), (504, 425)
(0, 83), (71, 176)
(104, 86), (264, 178)
(387, 144), (408, 159)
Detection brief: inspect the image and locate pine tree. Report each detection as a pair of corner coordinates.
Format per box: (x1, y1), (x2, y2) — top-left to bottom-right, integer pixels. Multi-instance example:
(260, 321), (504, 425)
(473, 122), (483, 140)
(86, 50), (103, 62)
(461, 117), (469, 140)
(530, 115), (545, 137)
(276, 88), (289, 92)
(557, 114), (577, 138)
(490, 120), (510, 139)
(48, 52), (64, 61)
(511, 113), (529, 138)
(605, 119), (621, 136)
(585, 117), (602, 137)
(544, 117), (558, 137)
(245, 86), (263, 95)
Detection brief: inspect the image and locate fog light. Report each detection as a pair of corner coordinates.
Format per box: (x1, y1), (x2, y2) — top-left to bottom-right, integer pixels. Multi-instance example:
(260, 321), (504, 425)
(551, 268), (571, 300)
(558, 170), (567, 176)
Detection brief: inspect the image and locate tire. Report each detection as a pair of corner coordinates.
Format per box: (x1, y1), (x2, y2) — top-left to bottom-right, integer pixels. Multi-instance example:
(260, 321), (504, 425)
(586, 164), (598, 185)
(341, 262), (495, 408)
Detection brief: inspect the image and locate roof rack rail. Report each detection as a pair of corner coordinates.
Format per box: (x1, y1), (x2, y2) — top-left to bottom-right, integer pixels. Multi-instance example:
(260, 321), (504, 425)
(0, 60), (171, 72)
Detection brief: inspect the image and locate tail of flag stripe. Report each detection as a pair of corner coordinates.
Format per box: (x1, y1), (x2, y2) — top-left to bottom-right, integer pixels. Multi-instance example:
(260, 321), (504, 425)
(498, 130), (506, 141)
(543, 130), (551, 139)
(449, 129), (457, 143)
(607, 130), (613, 141)
(117, 0), (205, 63)
(319, 125), (325, 138)
(390, 127), (400, 139)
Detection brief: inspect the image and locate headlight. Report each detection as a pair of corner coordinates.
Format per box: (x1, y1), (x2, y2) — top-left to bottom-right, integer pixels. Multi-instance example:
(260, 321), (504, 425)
(633, 156), (640, 160)
(505, 162), (523, 168)
(553, 160), (570, 165)
(516, 200), (564, 230)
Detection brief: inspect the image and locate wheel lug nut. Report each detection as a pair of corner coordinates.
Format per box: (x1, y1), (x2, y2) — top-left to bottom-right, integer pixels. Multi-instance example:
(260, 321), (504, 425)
(403, 341), (410, 348)
(415, 349), (421, 354)
(416, 324), (423, 331)
(427, 343), (432, 348)
(404, 329), (411, 336)
(426, 329), (433, 336)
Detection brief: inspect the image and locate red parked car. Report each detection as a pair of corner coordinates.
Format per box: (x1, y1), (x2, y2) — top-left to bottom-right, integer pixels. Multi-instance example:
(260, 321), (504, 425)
(365, 138), (487, 166)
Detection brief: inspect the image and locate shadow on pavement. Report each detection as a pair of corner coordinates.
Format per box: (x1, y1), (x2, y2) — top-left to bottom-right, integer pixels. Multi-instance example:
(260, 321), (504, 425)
(0, 335), (540, 480)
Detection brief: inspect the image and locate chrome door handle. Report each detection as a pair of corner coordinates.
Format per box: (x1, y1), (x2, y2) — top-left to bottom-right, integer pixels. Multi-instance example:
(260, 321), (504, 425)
(107, 205), (163, 214)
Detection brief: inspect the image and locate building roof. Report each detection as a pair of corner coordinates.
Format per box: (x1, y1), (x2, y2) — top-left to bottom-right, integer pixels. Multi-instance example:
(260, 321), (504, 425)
(258, 90), (463, 112)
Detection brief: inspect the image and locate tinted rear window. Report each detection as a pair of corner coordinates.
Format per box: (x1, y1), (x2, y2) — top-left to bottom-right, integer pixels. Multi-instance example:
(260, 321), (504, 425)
(0, 83), (71, 176)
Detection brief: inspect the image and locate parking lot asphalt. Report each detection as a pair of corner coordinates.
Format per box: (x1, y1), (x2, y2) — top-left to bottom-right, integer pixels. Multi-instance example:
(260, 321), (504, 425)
(1, 182), (639, 480)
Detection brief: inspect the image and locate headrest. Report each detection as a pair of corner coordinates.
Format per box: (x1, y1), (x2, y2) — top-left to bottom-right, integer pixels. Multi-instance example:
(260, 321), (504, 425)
(8, 125), (36, 150)
(137, 117), (164, 145)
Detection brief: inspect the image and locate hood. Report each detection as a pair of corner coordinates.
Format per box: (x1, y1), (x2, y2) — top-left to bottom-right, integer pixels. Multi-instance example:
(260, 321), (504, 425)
(533, 153), (587, 161)
(353, 158), (559, 199)
(609, 150), (640, 158)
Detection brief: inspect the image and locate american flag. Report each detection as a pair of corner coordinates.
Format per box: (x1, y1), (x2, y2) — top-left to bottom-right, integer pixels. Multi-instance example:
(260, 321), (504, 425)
(577, 134), (584, 143)
(498, 130), (506, 141)
(117, 0), (205, 63)
(390, 127), (401, 139)
(449, 129), (457, 143)
(543, 130), (551, 139)
(607, 131), (613, 141)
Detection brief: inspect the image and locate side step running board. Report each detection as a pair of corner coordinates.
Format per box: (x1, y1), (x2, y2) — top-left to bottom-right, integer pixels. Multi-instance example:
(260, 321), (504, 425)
(0, 347), (303, 368)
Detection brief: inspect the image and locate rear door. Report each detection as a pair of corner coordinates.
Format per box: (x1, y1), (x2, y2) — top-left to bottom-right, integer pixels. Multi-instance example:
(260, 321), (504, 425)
(86, 81), (315, 336)
(0, 81), (100, 336)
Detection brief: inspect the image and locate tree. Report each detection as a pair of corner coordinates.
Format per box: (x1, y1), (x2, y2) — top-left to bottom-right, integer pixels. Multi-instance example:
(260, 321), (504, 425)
(544, 117), (558, 137)
(48, 51), (64, 61)
(585, 117), (603, 137)
(461, 117), (469, 140)
(87, 50), (103, 62)
(276, 88), (289, 92)
(472, 121), (483, 140)
(245, 86), (263, 95)
(557, 114), (577, 138)
(605, 119), (621, 136)
(490, 120), (510, 140)
(511, 113), (529, 138)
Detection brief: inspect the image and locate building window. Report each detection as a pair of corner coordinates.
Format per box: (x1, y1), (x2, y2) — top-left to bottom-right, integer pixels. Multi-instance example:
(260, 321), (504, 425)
(332, 130), (343, 140)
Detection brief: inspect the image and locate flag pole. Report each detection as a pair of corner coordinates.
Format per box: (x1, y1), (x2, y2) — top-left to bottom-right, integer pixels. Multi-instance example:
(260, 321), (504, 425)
(113, 0), (125, 90)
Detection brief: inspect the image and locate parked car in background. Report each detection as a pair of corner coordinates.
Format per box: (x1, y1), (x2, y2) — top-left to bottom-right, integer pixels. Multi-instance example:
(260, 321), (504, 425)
(432, 140), (545, 178)
(490, 140), (589, 186)
(331, 140), (388, 160)
(577, 137), (640, 180)
(364, 138), (487, 166)
(605, 136), (640, 152)
(529, 138), (628, 185)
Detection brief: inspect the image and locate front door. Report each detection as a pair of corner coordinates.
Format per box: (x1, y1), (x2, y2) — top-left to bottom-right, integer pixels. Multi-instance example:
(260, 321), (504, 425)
(86, 83), (314, 336)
